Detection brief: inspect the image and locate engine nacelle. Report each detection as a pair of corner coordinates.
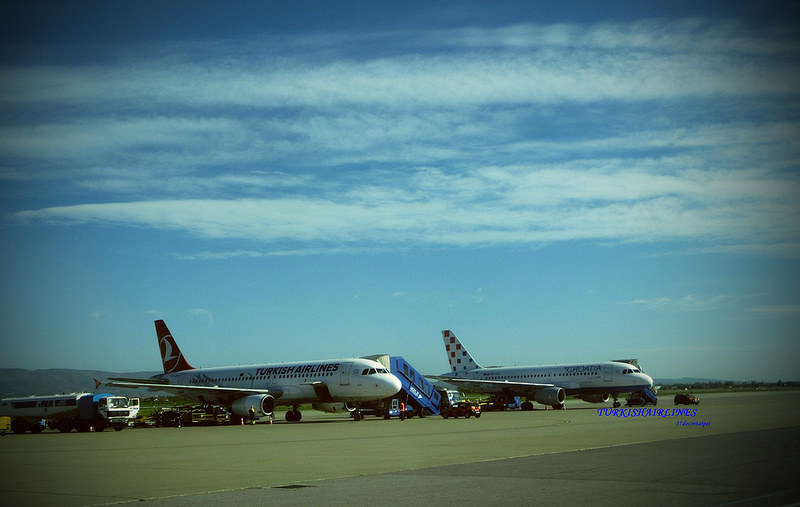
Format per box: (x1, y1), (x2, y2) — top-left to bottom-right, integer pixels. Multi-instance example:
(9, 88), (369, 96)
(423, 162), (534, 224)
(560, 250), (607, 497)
(534, 387), (566, 406)
(578, 393), (610, 404)
(231, 395), (274, 417)
(312, 402), (357, 414)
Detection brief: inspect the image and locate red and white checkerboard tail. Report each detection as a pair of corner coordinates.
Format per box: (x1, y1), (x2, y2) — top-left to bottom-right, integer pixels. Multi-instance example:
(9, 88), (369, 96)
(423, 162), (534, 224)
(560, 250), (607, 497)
(441, 330), (481, 373)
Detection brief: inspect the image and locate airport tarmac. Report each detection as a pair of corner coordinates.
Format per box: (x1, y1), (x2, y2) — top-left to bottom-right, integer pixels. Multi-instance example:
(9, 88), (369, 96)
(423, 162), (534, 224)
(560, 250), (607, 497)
(0, 390), (797, 506)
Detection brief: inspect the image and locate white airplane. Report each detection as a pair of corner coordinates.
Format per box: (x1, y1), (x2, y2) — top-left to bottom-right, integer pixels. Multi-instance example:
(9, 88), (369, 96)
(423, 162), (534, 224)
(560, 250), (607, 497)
(104, 320), (402, 422)
(432, 330), (655, 409)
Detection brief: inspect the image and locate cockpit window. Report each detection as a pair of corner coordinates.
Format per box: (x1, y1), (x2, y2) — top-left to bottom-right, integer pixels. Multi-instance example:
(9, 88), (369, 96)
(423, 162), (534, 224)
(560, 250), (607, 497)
(362, 367), (390, 375)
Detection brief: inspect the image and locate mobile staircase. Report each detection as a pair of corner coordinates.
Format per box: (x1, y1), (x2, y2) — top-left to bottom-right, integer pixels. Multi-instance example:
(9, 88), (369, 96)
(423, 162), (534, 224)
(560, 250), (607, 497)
(389, 356), (441, 416)
(640, 386), (658, 405)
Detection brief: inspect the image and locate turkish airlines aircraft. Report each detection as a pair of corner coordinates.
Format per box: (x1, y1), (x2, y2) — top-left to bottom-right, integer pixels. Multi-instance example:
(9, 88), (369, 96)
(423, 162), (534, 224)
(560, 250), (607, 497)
(433, 330), (655, 409)
(104, 320), (401, 422)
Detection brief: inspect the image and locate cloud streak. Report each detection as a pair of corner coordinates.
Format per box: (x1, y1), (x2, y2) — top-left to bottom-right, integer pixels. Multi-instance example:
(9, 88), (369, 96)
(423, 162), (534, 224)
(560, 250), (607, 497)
(2, 21), (797, 109)
(626, 295), (732, 312)
(11, 164), (799, 254)
(3, 18), (799, 256)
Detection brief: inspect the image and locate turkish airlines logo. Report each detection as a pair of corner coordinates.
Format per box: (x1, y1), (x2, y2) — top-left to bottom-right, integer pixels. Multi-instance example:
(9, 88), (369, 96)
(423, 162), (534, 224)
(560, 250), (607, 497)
(159, 334), (184, 373)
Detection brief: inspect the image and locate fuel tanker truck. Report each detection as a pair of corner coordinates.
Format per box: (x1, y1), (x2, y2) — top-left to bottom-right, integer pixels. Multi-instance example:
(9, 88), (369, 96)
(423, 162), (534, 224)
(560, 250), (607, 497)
(0, 392), (138, 433)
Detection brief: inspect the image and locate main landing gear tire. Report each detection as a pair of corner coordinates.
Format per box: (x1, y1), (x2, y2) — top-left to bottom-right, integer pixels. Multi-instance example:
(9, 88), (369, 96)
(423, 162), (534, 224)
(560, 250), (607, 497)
(285, 410), (302, 422)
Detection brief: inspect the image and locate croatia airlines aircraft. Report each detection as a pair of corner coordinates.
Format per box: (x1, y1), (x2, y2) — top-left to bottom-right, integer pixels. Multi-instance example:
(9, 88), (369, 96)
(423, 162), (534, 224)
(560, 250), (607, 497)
(434, 330), (655, 409)
(103, 320), (402, 422)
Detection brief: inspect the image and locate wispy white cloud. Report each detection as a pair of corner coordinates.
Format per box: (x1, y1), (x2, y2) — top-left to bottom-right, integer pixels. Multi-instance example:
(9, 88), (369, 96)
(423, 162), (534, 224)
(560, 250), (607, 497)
(2, 21), (797, 110)
(626, 295), (732, 312)
(187, 308), (213, 325)
(9, 161), (800, 254)
(2, 18), (799, 257)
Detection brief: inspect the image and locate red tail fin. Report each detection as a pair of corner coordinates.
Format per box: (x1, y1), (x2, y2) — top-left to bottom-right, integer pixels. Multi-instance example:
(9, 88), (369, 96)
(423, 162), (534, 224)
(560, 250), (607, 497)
(155, 320), (194, 373)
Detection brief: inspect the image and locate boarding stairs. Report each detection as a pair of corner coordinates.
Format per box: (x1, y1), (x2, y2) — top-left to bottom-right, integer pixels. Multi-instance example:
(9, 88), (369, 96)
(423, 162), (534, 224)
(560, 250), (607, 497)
(362, 354), (442, 416)
(641, 386), (658, 404)
(389, 356), (442, 416)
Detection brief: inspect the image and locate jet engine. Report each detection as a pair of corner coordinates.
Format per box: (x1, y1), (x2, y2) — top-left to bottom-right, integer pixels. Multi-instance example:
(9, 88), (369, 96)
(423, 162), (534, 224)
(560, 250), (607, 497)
(578, 393), (610, 404)
(231, 395), (275, 417)
(534, 387), (566, 406)
(312, 402), (357, 414)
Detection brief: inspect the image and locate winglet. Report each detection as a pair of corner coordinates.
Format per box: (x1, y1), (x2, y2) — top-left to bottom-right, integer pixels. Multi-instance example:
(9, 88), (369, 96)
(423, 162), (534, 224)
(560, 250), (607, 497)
(156, 320), (194, 373)
(442, 330), (481, 372)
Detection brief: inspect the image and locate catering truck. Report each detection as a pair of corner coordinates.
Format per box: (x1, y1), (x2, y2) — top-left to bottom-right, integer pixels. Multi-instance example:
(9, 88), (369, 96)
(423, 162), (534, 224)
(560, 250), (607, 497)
(0, 393), (138, 433)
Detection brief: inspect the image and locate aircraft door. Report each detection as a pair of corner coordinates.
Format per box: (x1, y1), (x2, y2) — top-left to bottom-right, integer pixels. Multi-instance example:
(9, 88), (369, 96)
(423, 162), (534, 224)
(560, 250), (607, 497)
(603, 364), (612, 382)
(340, 362), (351, 386)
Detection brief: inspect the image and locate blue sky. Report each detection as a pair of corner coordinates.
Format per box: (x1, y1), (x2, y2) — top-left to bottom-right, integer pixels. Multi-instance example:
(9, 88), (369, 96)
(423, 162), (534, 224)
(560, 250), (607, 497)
(1, 1), (798, 382)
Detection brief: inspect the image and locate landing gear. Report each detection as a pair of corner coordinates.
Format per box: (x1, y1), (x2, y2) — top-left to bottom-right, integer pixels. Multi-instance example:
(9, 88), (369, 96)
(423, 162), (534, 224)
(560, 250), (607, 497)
(350, 404), (365, 421)
(612, 395), (621, 408)
(521, 401), (534, 411)
(285, 408), (302, 422)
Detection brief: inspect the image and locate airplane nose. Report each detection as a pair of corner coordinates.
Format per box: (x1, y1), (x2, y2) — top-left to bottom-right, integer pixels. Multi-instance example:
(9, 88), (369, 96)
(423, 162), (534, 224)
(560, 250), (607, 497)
(386, 375), (402, 395)
(643, 373), (654, 387)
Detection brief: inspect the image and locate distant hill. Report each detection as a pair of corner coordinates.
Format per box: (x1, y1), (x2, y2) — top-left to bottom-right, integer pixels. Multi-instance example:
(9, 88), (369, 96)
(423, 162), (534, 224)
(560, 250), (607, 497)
(0, 368), (160, 398)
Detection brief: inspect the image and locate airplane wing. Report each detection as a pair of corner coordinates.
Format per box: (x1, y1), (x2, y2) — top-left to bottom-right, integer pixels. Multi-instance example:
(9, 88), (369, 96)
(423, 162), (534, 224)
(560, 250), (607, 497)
(104, 378), (284, 405)
(428, 376), (557, 397)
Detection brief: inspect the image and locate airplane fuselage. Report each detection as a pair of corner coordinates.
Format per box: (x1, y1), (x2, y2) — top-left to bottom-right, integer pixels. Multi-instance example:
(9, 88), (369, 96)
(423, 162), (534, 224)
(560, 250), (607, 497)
(446, 361), (653, 396)
(155, 357), (400, 406)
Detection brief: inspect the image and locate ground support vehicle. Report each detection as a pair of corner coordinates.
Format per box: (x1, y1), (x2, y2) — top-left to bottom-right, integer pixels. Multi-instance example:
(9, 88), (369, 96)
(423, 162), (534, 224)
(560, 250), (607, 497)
(0, 393), (137, 433)
(383, 398), (416, 420)
(440, 401), (482, 419)
(674, 393), (700, 405)
(481, 396), (522, 411)
(385, 356), (441, 417)
(153, 405), (230, 427)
